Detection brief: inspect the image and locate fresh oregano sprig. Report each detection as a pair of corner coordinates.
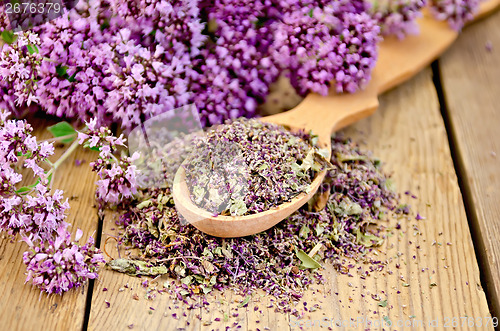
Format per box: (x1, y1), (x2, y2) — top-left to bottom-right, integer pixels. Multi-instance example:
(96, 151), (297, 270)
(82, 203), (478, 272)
(0, 110), (139, 294)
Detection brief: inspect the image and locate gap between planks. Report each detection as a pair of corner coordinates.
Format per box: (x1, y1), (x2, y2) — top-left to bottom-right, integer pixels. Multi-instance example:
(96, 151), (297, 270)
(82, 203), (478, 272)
(437, 9), (500, 319)
(430, 59), (498, 319)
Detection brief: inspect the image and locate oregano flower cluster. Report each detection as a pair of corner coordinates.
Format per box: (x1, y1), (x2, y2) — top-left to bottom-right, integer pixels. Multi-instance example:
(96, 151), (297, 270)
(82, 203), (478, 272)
(0, 109), (105, 294)
(429, 0), (481, 30)
(0, 0), (481, 128)
(0, 109), (143, 294)
(22, 227), (104, 295)
(367, 0), (427, 39)
(77, 118), (139, 206)
(0, 31), (42, 110)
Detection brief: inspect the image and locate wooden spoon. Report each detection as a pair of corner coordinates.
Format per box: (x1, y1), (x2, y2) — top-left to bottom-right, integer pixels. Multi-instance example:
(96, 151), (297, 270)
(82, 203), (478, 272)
(173, 2), (499, 238)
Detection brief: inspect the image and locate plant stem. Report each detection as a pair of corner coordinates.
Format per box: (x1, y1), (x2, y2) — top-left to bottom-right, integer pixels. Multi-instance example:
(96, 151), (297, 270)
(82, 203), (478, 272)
(54, 139), (80, 169)
(41, 133), (77, 143)
(109, 153), (119, 163)
(45, 139), (80, 180)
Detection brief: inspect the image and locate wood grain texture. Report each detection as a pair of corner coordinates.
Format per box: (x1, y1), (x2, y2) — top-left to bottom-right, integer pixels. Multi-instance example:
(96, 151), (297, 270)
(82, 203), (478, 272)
(439, 9), (500, 316)
(334, 68), (491, 330)
(88, 69), (491, 330)
(311, 68), (491, 330)
(0, 115), (99, 331)
(88, 212), (204, 331)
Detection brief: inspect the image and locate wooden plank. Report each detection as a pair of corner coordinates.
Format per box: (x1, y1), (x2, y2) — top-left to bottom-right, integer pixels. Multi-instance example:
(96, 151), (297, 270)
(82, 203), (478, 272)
(0, 115), (99, 330)
(439, 9), (500, 315)
(88, 68), (491, 330)
(322, 68), (491, 330)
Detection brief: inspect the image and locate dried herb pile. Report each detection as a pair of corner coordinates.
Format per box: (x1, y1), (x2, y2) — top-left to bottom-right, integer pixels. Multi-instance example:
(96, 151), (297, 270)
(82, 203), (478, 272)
(182, 118), (329, 216)
(111, 135), (403, 313)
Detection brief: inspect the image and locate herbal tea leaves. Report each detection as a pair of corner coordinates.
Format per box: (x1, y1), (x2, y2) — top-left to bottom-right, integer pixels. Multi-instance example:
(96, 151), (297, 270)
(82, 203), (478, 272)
(183, 118), (327, 216)
(114, 135), (401, 312)
(296, 249), (321, 269)
(106, 258), (168, 276)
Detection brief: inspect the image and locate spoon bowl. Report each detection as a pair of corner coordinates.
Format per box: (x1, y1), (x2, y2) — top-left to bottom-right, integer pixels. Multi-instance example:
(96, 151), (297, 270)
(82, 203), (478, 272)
(172, 4), (498, 237)
(172, 89), (379, 237)
(173, 166), (327, 238)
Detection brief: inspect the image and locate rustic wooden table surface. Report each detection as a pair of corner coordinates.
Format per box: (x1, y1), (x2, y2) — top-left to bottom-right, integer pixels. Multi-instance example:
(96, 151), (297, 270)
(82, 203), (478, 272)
(1, 7), (500, 331)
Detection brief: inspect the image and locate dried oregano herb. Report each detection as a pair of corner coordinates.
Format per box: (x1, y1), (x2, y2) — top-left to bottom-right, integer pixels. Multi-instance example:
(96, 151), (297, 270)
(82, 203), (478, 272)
(183, 118), (330, 216)
(111, 134), (403, 314)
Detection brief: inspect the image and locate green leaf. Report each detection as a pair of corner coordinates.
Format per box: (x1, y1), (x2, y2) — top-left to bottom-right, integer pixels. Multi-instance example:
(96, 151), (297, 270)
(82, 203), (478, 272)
(181, 275), (193, 285)
(26, 44), (39, 54)
(238, 295), (251, 308)
(55, 65), (68, 77)
(355, 228), (384, 247)
(67, 71), (77, 82)
(300, 149), (315, 172)
(100, 18), (110, 31)
(229, 199), (247, 216)
(16, 151), (32, 157)
(201, 285), (212, 294)
(136, 200), (152, 209)
(295, 249), (321, 269)
(378, 299), (388, 307)
(336, 153), (368, 163)
(55, 64), (79, 83)
(47, 121), (76, 143)
(315, 224), (325, 236)
(213, 247), (223, 256)
(83, 142), (101, 152)
(1, 30), (17, 45)
(254, 17), (268, 28)
(16, 186), (32, 194)
(299, 225), (310, 238)
(15, 176), (44, 195)
(202, 247), (213, 258)
(345, 202), (363, 215)
(383, 178), (396, 193)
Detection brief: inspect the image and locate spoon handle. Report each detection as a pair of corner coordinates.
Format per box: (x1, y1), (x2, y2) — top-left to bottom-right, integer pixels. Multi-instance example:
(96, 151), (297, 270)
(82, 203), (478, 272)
(262, 2), (500, 139)
(263, 83), (379, 141)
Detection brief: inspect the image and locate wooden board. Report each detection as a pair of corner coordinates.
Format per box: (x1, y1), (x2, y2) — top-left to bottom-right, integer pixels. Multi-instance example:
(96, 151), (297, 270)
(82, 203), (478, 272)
(336, 68), (491, 330)
(0, 114), (99, 331)
(439, 9), (500, 316)
(87, 69), (492, 330)
(1, 6), (498, 331)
